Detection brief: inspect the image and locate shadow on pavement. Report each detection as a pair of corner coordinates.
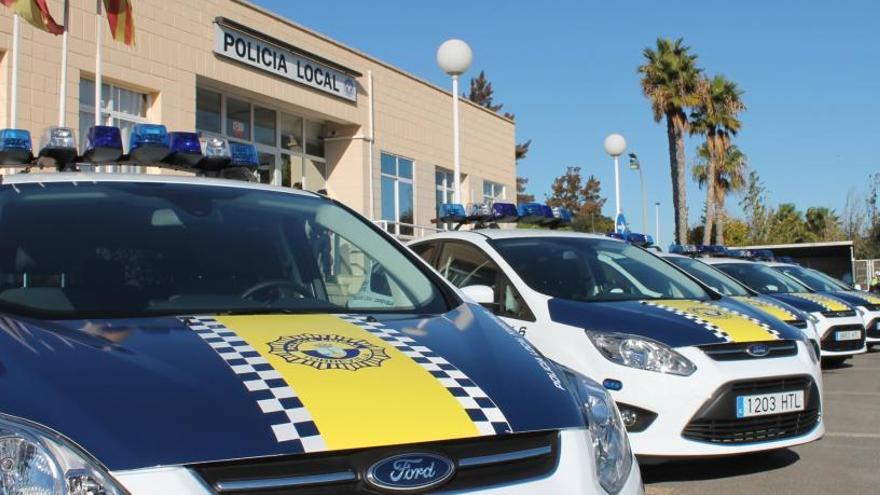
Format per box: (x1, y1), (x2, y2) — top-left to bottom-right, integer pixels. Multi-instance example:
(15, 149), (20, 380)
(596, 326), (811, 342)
(640, 449), (800, 483)
(821, 360), (854, 371)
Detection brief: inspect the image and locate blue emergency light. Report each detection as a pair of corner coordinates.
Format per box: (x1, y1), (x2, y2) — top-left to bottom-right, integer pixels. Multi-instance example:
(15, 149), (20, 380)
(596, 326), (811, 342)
(164, 131), (203, 167)
(229, 142), (259, 168)
(492, 202), (519, 222)
(438, 203), (467, 223)
(551, 207), (573, 223)
(83, 126), (123, 163)
(695, 244), (727, 257)
(38, 127), (77, 167)
(467, 203), (493, 222)
(518, 203), (553, 223)
(0, 128), (33, 165)
(197, 134), (231, 170)
(129, 124), (171, 163)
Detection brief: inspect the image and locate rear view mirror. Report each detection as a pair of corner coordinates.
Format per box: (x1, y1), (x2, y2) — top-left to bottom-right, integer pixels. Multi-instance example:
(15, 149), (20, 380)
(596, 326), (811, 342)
(461, 285), (495, 306)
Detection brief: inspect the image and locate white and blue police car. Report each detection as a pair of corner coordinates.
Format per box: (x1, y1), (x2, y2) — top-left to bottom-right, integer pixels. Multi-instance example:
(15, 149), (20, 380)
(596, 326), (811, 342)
(0, 126), (642, 494)
(409, 206), (824, 460)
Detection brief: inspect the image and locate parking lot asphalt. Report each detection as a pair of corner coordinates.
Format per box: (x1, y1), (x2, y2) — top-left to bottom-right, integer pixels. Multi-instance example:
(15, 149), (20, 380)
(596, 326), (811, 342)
(642, 348), (880, 495)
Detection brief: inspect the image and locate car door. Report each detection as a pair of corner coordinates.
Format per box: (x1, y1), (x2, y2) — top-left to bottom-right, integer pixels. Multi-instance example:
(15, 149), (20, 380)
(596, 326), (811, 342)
(429, 240), (536, 336)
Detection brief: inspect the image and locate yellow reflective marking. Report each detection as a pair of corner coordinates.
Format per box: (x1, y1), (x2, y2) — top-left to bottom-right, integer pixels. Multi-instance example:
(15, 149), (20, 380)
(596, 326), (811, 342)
(854, 292), (880, 305)
(215, 315), (479, 450)
(789, 293), (849, 312)
(653, 299), (780, 342)
(733, 296), (798, 322)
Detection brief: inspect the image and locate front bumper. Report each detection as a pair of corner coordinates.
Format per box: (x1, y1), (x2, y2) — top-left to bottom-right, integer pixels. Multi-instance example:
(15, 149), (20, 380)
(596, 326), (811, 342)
(601, 342), (824, 458)
(110, 429), (644, 495)
(858, 309), (880, 343)
(813, 314), (867, 357)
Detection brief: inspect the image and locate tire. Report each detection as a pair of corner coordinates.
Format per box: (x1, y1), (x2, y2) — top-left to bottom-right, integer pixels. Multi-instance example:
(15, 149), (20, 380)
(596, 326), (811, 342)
(822, 356), (848, 367)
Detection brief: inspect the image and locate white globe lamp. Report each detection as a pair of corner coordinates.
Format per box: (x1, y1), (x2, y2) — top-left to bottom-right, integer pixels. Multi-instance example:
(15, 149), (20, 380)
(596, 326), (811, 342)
(437, 39), (473, 204)
(604, 133), (627, 216)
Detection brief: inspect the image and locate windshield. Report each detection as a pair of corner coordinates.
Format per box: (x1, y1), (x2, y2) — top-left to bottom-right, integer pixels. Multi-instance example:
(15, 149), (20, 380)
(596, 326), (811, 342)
(774, 265), (847, 292)
(0, 181), (448, 319)
(491, 236), (708, 302)
(713, 262), (811, 294)
(664, 256), (751, 296)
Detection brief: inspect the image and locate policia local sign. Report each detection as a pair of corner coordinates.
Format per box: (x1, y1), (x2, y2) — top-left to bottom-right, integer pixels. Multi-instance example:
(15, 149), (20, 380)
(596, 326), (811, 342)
(214, 20), (358, 102)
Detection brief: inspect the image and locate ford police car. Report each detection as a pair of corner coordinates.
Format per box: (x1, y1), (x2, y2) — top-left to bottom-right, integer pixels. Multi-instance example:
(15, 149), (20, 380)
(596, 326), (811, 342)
(0, 126), (643, 495)
(769, 262), (880, 348)
(409, 221), (824, 459)
(703, 257), (867, 364)
(660, 253), (821, 349)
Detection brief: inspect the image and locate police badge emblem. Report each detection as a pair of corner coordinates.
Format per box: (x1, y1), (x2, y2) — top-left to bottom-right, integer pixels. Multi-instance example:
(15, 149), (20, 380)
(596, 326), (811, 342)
(268, 334), (390, 371)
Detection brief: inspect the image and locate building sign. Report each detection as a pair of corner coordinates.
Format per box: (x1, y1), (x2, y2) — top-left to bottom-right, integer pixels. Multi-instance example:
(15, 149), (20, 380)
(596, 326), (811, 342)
(214, 23), (358, 102)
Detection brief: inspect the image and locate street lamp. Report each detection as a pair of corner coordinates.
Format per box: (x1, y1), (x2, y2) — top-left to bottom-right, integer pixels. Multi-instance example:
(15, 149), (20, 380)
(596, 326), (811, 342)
(603, 133), (627, 216)
(629, 153), (647, 233)
(437, 39), (473, 204)
(655, 202), (661, 248)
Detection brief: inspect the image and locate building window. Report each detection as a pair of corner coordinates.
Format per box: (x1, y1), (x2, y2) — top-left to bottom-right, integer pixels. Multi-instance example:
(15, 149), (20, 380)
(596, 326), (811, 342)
(435, 168), (455, 228)
(196, 88), (221, 133)
(483, 180), (506, 203)
(79, 78), (151, 154)
(225, 97), (251, 141)
(381, 152), (414, 237)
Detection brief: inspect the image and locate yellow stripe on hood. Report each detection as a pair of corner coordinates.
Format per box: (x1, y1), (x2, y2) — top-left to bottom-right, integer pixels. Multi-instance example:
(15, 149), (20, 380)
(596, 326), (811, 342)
(788, 293), (850, 312)
(733, 296), (799, 322)
(855, 292), (880, 305)
(216, 314), (480, 451)
(649, 300), (780, 343)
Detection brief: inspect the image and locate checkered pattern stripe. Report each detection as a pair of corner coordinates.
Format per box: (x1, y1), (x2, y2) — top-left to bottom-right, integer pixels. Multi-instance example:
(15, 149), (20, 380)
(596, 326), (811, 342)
(339, 314), (512, 436)
(182, 316), (326, 453)
(642, 302), (782, 342)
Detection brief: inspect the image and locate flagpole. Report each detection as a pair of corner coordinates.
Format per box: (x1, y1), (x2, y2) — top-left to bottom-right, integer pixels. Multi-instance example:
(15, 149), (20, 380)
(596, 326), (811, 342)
(58, 0), (70, 126)
(95, 0), (102, 126)
(10, 12), (20, 128)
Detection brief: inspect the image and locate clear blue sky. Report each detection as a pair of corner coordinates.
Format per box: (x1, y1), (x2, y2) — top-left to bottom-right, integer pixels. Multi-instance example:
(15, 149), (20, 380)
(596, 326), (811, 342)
(255, 0), (879, 240)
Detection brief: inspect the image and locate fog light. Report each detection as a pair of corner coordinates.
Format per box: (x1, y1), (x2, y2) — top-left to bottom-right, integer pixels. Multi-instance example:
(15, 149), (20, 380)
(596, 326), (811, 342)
(615, 403), (658, 433)
(620, 409), (638, 428)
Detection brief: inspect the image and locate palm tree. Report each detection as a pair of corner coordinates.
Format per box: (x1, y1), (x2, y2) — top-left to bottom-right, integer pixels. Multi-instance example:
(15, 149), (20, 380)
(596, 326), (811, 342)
(693, 143), (747, 244)
(690, 75), (745, 245)
(639, 38), (702, 244)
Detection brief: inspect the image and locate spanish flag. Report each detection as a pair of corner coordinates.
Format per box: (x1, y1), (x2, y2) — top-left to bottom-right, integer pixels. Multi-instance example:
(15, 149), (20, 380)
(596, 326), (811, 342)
(1, 0), (64, 35)
(102, 0), (134, 46)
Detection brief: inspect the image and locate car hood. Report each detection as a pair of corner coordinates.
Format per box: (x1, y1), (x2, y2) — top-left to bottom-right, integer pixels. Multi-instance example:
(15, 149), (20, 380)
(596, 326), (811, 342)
(818, 290), (880, 309)
(0, 305), (583, 471)
(547, 297), (803, 348)
(730, 295), (806, 323)
(767, 292), (855, 313)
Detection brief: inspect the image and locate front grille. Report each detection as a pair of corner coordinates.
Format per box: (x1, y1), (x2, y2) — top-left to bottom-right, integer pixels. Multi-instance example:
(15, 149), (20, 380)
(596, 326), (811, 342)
(821, 324), (865, 352)
(788, 320), (808, 329)
(700, 340), (798, 361)
(822, 310), (857, 318)
(682, 376), (820, 445)
(192, 432), (559, 494)
(866, 318), (880, 339)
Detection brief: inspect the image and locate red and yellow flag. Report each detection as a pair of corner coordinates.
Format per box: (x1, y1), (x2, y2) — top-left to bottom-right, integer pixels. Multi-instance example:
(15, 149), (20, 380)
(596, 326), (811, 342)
(1, 0), (64, 35)
(103, 0), (134, 46)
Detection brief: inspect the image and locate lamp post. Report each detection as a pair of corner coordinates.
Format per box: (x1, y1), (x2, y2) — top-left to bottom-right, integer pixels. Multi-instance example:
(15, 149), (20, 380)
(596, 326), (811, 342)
(655, 202), (661, 248)
(603, 134), (627, 216)
(437, 39), (473, 204)
(629, 153), (647, 233)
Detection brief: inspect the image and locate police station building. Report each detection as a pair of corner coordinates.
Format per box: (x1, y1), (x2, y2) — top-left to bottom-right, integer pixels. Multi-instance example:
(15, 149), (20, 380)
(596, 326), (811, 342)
(0, 0), (515, 237)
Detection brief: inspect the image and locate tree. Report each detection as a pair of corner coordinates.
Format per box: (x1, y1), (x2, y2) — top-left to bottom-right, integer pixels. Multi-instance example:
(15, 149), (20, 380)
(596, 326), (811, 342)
(581, 175), (607, 216)
(690, 74), (745, 245)
(639, 38), (703, 244)
(724, 218), (750, 246)
(768, 203), (810, 243)
(693, 142), (747, 244)
(547, 167), (585, 212)
(805, 207), (844, 241)
(516, 177), (534, 204)
(740, 170), (772, 244)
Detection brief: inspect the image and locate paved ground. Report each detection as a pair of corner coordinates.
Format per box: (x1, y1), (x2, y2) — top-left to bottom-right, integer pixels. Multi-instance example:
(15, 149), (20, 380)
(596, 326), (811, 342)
(642, 348), (880, 495)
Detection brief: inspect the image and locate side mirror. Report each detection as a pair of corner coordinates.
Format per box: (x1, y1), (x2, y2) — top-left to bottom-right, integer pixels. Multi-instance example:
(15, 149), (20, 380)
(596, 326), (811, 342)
(854, 284), (863, 291)
(460, 284), (495, 306)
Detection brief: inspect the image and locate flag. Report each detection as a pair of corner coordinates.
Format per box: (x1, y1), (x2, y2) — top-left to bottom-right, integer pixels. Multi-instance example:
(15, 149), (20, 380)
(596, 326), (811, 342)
(1, 0), (64, 35)
(102, 0), (134, 46)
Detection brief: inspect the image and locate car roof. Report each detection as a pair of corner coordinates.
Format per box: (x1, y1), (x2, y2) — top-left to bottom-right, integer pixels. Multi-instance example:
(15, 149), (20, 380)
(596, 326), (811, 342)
(659, 253), (687, 259)
(411, 228), (614, 244)
(0, 172), (323, 198)
(700, 257), (752, 265)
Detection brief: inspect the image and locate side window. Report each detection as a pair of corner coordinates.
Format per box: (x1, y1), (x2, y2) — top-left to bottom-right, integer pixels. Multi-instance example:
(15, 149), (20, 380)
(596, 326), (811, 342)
(410, 242), (438, 266)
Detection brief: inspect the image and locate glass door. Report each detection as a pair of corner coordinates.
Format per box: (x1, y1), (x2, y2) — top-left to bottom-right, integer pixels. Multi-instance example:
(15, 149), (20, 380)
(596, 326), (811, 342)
(257, 152), (278, 185)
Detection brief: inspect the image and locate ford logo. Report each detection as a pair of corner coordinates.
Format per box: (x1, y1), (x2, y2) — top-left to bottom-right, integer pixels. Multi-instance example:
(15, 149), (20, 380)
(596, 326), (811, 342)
(746, 344), (770, 357)
(366, 453), (455, 492)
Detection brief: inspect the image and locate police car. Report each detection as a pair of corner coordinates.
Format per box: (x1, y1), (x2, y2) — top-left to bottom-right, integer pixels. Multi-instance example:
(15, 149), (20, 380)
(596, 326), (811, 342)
(409, 208), (823, 459)
(660, 252), (821, 350)
(0, 126), (643, 494)
(702, 257), (867, 364)
(768, 262), (880, 348)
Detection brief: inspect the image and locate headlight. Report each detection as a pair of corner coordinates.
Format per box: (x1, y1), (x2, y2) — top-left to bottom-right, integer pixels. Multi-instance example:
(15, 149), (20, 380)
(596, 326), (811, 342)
(561, 367), (632, 495)
(587, 332), (696, 376)
(806, 313), (820, 324)
(0, 413), (126, 495)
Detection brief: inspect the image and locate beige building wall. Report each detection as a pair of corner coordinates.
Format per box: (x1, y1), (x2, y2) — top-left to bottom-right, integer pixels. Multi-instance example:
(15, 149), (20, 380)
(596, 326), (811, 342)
(0, 0), (515, 235)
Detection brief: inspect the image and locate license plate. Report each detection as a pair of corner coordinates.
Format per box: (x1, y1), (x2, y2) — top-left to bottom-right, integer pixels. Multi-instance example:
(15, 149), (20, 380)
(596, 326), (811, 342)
(835, 330), (862, 341)
(736, 391), (805, 418)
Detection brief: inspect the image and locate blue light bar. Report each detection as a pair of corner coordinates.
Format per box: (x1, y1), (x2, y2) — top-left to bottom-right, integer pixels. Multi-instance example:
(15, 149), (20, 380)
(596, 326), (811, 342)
(467, 203), (493, 221)
(0, 128), (33, 165)
(518, 203), (553, 223)
(551, 207), (573, 223)
(669, 244), (698, 255)
(129, 124), (170, 163)
(438, 203), (467, 223)
(83, 126), (123, 163)
(165, 131), (203, 167)
(198, 133), (231, 170)
(492, 202), (519, 222)
(695, 244), (727, 257)
(228, 142), (259, 168)
(38, 127), (77, 167)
